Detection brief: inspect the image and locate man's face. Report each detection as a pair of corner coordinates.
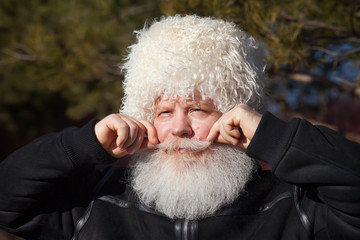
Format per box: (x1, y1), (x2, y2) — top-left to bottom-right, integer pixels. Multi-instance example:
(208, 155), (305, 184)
(132, 96), (255, 219)
(153, 95), (222, 146)
(132, 93), (256, 220)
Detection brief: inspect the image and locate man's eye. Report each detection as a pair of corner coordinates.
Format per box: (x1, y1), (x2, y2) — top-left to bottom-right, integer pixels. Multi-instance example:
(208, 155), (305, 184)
(190, 108), (206, 113)
(159, 111), (171, 116)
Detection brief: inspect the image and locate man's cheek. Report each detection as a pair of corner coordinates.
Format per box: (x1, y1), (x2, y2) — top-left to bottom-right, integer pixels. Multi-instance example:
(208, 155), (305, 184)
(153, 123), (165, 142)
(154, 128), (169, 143)
(193, 126), (211, 140)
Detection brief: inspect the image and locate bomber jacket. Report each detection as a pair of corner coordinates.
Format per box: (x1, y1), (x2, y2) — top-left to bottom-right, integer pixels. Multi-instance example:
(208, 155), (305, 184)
(0, 112), (359, 240)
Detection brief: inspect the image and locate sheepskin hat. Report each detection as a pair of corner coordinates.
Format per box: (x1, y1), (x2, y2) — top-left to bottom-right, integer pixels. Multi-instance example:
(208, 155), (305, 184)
(120, 15), (267, 122)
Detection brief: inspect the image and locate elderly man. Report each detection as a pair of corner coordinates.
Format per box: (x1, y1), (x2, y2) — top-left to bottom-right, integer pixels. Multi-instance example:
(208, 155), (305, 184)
(0, 15), (359, 240)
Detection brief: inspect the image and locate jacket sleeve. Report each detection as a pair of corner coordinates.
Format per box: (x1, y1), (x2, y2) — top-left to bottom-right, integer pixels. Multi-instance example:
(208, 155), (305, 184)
(246, 112), (360, 239)
(0, 120), (117, 238)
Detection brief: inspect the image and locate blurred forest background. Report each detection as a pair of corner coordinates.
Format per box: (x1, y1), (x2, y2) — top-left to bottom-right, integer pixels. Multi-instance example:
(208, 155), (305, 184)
(1, 0), (360, 160)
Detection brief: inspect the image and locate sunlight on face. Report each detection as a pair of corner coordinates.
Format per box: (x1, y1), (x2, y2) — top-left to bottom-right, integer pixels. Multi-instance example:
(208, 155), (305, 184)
(154, 92), (222, 143)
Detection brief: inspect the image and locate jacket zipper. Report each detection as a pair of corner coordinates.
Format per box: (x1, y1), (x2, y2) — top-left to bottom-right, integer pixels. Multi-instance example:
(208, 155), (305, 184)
(183, 219), (189, 240)
(175, 218), (198, 240)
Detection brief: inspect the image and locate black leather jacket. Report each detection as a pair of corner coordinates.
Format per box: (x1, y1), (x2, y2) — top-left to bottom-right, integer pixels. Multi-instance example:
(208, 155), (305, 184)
(0, 112), (359, 239)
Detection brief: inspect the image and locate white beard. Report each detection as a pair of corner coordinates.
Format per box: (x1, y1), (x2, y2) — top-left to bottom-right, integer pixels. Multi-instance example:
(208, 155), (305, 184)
(130, 138), (256, 220)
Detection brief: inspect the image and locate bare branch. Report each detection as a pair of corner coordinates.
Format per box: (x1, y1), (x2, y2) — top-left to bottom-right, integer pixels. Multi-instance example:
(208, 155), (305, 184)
(279, 10), (349, 35)
(14, 43), (35, 55)
(289, 73), (313, 83)
(311, 46), (360, 63)
(311, 46), (337, 56)
(333, 76), (357, 87)
(1, 48), (51, 62)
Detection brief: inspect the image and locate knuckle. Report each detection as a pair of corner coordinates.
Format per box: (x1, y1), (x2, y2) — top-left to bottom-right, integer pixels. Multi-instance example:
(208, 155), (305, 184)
(131, 124), (139, 133)
(118, 123), (129, 132)
(108, 113), (119, 119)
(139, 124), (146, 133)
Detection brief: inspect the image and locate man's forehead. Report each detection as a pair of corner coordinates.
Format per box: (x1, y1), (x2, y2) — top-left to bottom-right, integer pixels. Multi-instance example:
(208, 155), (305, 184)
(155, 96), (216, 108)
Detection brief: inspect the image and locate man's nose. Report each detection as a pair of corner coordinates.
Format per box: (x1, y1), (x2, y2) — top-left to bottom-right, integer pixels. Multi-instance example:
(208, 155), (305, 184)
(171, 113), (193, 137)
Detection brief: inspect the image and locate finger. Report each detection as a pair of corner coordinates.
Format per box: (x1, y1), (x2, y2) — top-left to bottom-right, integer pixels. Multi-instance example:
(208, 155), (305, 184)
(120, 116), (140, 148)
(224, 125), (242, 139)
(139, 120), (159, 146)
(206, 120), (220, 142)
(110, 145), (128, 158)
(126, 122), (146, 154)
(222, 117), (241, 138)
(107, 116), (129, 149)
(219, 120), (240, 145)
(139, 138), (158, 150)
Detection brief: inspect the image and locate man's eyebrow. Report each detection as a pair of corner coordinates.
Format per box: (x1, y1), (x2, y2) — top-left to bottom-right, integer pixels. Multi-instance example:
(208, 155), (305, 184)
(199, 99), (215, 108)
(154, 103), (173, 113)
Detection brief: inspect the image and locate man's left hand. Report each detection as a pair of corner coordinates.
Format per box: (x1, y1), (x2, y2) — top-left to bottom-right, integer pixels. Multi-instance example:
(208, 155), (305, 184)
(206, 104), (262, 149)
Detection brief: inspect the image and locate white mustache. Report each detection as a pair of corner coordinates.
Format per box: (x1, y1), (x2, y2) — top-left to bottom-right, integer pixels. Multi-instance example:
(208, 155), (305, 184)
(157, 138), (211, 153)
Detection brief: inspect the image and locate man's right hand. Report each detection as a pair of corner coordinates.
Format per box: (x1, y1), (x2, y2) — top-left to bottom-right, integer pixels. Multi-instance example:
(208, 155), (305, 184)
(206, 104), (262, 149)
(94, 114), (159, 158)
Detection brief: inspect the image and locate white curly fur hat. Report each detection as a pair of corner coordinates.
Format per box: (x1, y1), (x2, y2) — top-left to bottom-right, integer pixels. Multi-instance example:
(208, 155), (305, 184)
(120, 15), (267, 122)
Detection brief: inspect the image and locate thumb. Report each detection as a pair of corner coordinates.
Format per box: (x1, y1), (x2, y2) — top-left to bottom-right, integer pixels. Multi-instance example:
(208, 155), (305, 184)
(140, 138), (158, 150)
(206, 121), (220, 142)
(139, 120), (159, 150)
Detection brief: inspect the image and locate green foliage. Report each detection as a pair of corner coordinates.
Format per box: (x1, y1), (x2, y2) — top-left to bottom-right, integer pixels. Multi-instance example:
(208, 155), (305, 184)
(1, 0), (158, 118)
(0, 0), (161, 157)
